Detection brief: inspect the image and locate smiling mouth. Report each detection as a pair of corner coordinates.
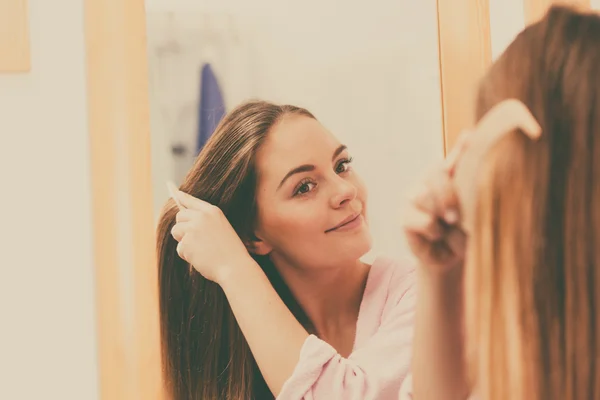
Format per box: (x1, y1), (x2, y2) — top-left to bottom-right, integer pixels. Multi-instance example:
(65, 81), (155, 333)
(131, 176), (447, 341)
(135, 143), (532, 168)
(325, 213), (361, 233)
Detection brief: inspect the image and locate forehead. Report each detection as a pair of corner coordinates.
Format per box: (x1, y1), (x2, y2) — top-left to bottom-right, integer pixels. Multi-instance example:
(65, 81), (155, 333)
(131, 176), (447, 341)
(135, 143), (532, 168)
(256, 115), (341, 175)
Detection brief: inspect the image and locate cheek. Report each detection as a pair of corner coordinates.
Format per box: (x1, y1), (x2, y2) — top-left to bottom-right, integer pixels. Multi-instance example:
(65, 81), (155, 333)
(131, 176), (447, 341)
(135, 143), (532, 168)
(257, 202), (326, 245)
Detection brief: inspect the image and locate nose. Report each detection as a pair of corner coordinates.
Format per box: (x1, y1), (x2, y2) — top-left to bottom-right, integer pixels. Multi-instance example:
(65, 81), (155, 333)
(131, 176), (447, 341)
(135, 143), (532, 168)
(329, 176), (357, 209)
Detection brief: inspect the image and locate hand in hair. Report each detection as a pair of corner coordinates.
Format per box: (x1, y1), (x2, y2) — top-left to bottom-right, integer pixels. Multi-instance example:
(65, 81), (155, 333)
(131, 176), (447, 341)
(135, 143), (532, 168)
(170, 189), (253, 284)
(400, 134), (471, 400)
(401, 133), (469, 274)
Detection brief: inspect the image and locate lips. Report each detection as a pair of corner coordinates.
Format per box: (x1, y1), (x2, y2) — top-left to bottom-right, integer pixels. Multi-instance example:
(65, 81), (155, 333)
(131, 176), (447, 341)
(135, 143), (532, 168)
(326, 212), (361, 233)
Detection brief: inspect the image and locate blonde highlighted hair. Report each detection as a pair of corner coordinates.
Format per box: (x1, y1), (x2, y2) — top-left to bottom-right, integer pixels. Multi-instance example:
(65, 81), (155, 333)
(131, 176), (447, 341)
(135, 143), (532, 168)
(465, 5), (600, 400)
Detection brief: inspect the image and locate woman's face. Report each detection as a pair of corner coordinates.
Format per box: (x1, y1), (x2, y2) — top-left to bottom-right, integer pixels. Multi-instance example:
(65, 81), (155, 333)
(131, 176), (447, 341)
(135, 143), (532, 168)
(251, 114), (372, 269)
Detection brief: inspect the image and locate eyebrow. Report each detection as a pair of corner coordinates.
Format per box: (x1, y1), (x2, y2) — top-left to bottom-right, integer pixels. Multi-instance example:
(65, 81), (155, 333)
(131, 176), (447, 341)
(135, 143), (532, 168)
(277, 144), (347, 190)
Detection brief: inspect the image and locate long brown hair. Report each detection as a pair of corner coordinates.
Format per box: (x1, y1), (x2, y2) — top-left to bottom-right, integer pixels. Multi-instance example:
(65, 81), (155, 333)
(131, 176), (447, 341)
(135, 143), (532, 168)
(464, 5), (600, 400)
(156, 101), (315, 399)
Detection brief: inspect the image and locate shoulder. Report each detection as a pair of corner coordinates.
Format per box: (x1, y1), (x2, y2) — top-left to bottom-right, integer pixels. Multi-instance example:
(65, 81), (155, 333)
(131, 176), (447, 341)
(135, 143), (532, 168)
(371, 255), (417, 298)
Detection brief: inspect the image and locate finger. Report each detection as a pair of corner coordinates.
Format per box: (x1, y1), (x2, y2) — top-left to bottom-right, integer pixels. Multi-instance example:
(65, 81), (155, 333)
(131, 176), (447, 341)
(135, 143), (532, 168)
(170, 222), (190, 242)
(427, 172), (460, 225)
(403, 207), (444, 242)
(405, 232), (431, 259)
(444, 130), (471, 174)
(175, 209), (195, 223)
(430, 241), (455, 265)
(445, 228), (467, 259)
(175, 190), (213, 211)
(176, 241), (186, 261)
(166, 181), (186, 210)
(410, 184), (437, 215)
(479, 99), (541, 140)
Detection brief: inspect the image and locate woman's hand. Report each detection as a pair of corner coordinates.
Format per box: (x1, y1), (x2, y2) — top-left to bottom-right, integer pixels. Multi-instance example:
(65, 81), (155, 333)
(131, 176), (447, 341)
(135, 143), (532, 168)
(169, 190), (309, 398)
(170, 189), (254, 284)
(404, 134), (472, 400)
(402, 134), (470, 274)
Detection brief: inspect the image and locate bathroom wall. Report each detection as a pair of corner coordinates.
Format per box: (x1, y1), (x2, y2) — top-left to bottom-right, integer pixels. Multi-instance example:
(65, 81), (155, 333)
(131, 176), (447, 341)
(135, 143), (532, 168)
(489, 0), (598, 60)
(0, 1), (99, 399)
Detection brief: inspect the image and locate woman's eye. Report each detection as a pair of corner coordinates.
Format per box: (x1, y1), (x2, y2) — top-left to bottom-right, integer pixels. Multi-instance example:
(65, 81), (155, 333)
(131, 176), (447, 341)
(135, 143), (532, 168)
(294, 181), (316, 196)
(336, 157), (354, 174)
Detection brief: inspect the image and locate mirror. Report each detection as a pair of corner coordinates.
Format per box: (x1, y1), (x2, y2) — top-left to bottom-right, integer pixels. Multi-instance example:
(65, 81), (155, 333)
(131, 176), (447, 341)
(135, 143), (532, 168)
(144, 1), (445, 260)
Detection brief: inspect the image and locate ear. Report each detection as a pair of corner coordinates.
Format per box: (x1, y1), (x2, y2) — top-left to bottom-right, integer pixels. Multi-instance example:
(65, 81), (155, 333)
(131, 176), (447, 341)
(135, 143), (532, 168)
(245, 233), (272, 256)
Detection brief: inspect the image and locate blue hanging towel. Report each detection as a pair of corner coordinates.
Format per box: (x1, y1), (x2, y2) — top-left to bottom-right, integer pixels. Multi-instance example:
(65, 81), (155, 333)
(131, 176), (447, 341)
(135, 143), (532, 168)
(197, 63), (226, 154)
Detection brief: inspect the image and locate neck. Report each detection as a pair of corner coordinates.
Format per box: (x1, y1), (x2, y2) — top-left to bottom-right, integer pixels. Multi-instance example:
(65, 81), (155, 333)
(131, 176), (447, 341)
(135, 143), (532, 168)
(271, 257), (371, 337)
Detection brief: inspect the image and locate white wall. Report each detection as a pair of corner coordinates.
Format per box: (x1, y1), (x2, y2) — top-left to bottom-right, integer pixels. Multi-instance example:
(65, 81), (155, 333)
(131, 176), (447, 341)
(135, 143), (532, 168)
(0, 1), (99, 399)
(145, 0), (445, 261)
(489, 0), (526, 60)
(489, 0), (600, 60)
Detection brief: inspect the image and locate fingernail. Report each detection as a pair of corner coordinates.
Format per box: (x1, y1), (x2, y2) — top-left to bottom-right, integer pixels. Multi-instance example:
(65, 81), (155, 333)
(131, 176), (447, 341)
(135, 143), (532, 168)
(166, 181), (178, 197)
(444, 210), (458, 224)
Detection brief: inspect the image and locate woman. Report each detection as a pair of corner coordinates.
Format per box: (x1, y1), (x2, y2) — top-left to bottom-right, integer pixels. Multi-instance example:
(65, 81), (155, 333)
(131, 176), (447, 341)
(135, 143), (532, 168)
(157, 101), (416, 399)
(401, 5), (600, 400)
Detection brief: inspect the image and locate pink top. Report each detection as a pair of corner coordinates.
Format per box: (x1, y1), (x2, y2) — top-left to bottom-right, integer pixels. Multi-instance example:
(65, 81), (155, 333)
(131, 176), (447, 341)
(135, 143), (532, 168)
(277, 256), (417, 400)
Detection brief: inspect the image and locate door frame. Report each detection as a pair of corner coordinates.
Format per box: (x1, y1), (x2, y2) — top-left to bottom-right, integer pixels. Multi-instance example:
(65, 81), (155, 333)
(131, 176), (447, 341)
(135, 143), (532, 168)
(435, 0), (592, 154)
(436, 0), (492, 154)
(84, 0), (164, 398)
(524, 0), (590, 24)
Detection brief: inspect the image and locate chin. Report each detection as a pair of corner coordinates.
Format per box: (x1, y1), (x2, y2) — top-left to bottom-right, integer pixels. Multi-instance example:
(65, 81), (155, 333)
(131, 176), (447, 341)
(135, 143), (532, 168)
(341, 231), (373, 261)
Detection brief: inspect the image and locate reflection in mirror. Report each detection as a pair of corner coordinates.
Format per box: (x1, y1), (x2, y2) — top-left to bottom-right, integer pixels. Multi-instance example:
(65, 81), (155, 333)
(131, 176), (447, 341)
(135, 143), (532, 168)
(143, 1), (443, 399)
(145, 1), (444, 261)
